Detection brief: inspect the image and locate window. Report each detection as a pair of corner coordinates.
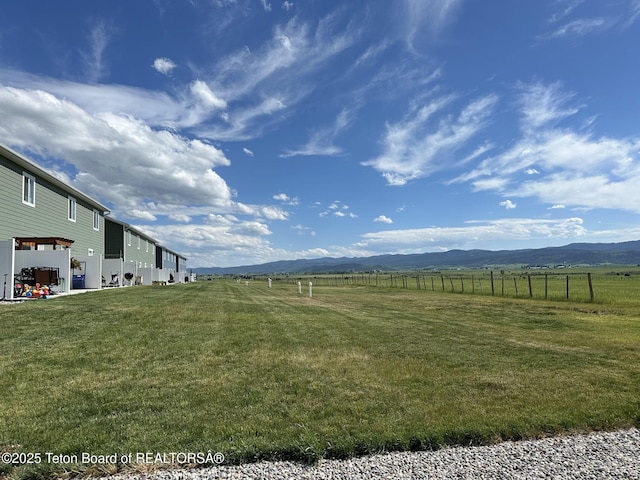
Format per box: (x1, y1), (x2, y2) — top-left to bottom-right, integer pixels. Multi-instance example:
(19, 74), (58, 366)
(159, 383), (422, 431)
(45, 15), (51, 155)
(127, 230), (132, 246)
(88, 248), (94, 256)
(22, 173), (35, 206)
(137, 235), (141, 249)
(68, 197), (77, 222)
(93, 210), (100, 231)
(145, 240), (149, 253)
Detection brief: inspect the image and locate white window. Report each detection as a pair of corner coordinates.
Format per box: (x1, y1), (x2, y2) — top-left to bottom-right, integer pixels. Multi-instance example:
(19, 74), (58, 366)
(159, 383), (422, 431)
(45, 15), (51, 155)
(145, 240), (149, 253)
(127, 230), (132, 246)
(137, 235), (141, 249)
(88, 248), (94, 256)
(68, 197), (77, 222)
(93, 210), (100, 231)
(22, 172), (35, 206)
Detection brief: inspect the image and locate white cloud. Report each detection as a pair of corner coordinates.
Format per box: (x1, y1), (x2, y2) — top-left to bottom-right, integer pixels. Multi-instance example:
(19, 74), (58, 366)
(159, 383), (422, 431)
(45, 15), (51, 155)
(282, 1), (294, 11)
(190, 80), (227, 110)
(457, 80), (640, 214)
(356, 218), (588, 254)
(402, 0), (465, 47)
(517, 81), (581, 131)
(169, 214), (192, 222)
(152, 57), (177, 75)
(374, 215), (393, 224)
(243, 147), (254, 156)
(292, 224), (315, 236)
(550, 204), (566, 209)
(319, 200), (356, 218)
(500, 200), (517, 210)
(196, 14), (358, 141)
(541, 17), (609, 40)
(82, 20), (113, 83)
(260, 0), (272, 11)
(0, 85), (237, 221)
(363, 93), (499, 185)
(280, 108), (354, 157)
(273, 193), (299, 205)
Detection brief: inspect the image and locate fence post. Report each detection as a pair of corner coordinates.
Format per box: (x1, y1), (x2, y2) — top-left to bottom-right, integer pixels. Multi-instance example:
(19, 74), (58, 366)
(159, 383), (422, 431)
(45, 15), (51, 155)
(588, 273), (594, 302)
(544, 274), (548, 299)
(513, 277), (518, 296)
(490, 271), (495, 295)
(566, 275), (569, 300)
(528, 275), (532, 298)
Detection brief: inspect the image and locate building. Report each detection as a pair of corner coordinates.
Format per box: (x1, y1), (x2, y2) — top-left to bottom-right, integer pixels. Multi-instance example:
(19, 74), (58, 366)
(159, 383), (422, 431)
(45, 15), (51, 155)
(104, 217), (158, 285)
(1, 143), (109, 297)
(1, 142), (189, 299)
(156, 245), (188, 284)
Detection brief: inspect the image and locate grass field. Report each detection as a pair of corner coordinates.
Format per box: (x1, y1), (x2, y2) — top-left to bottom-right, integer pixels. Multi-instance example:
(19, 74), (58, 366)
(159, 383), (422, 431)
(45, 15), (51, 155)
(1, 278), (639, 478)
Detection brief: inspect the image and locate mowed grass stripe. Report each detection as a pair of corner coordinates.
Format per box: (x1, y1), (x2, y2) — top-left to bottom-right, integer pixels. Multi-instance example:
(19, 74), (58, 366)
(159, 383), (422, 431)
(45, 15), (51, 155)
(1, 280), (639, 470)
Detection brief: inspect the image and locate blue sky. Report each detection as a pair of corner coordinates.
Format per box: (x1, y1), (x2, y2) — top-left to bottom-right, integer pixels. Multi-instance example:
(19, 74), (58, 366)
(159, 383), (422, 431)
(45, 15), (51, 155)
(2, 0), (640, 267)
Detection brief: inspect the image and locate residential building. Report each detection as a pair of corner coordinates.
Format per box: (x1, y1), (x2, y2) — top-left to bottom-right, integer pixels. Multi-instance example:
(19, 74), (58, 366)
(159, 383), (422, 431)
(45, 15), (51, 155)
(1, 143), (109, 296)
(0, 143), (109, 257)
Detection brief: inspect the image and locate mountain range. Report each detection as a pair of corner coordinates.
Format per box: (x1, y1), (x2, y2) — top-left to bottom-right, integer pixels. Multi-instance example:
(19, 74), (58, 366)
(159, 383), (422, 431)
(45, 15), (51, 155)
(192, 240), (640, 275)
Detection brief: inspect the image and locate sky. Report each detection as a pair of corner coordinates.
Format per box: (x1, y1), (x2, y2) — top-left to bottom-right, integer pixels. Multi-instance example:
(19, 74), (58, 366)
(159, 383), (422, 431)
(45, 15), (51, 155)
(1, 0), (640, 267)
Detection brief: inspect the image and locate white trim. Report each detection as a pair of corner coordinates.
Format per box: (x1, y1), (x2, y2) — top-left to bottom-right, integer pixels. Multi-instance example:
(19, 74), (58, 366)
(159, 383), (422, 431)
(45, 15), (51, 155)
(68, 196), (77, 222)
(22, 172), (35, 207)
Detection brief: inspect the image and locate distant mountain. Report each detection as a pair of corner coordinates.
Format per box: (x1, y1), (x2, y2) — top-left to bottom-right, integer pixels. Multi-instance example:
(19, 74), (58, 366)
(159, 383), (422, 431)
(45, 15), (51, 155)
(192, 240), (640, 275)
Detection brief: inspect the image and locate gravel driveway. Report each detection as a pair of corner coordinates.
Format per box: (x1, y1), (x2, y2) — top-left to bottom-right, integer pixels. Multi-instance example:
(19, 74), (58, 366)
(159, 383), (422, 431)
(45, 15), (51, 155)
(101, 428), (640, 480)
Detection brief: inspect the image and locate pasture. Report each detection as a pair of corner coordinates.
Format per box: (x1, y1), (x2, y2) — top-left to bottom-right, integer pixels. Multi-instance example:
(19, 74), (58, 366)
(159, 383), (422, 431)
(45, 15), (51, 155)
(1, 274), (639, 478)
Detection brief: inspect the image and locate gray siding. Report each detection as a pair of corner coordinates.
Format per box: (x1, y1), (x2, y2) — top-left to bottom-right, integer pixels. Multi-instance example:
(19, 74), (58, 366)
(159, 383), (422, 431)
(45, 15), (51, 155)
(0, 153), (105, 257)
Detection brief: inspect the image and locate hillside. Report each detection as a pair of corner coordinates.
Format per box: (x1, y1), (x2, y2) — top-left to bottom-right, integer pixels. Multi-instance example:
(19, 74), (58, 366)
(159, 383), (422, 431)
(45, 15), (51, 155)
(193, 240), (640, 275)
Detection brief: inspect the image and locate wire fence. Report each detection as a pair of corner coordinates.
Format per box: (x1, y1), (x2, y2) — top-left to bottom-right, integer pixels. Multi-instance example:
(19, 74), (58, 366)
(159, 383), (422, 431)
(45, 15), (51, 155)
(264, 271), (633, 303)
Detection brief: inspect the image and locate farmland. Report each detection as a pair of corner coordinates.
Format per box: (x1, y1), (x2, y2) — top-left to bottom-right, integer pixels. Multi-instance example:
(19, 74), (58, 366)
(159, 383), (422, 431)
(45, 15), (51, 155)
(1, 270), (639, 478)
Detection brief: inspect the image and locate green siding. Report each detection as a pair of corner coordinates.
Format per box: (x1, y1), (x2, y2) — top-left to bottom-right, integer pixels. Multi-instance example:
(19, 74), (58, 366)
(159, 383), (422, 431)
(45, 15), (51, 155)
(0, 154), (104, 257)
(124, 232), (156, 267)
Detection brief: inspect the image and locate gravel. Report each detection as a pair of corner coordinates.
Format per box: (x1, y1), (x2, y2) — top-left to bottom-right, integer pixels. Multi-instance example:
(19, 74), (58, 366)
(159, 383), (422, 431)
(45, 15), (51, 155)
(101, 428), (640, 480)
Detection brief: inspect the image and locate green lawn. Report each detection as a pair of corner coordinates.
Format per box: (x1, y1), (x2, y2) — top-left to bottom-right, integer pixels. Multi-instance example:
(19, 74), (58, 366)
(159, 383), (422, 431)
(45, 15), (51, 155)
(1, 280), (639, 477)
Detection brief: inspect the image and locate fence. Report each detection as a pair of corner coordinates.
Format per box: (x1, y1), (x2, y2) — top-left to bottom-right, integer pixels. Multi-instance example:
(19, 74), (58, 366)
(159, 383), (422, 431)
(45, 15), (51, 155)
(264, 271), (631, 303)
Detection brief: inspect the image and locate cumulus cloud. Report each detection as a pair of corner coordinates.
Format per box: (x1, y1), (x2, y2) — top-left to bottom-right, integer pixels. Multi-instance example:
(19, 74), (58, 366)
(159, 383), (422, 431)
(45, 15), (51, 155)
(374, 215), (393, 224)
(152, 57), (177, 75)
(318, 200), (357, 218)
(500, 200), (517, 210)
(273, 193), (299, 205)
(292, 224), (316, 236)
(0, 85), (235, 221)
